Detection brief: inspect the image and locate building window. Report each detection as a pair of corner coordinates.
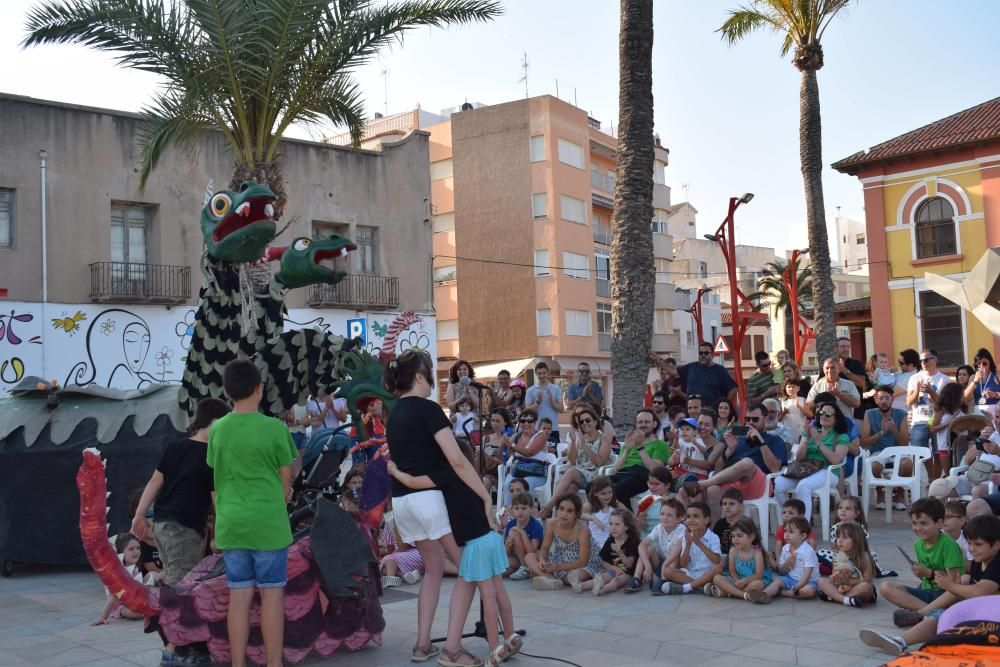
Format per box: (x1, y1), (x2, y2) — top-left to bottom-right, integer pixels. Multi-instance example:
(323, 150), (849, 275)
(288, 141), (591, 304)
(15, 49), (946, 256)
(654, 161), (666, 185)
(651, 218), (668, 235)
(432, 213), (454, 233)
(915, 197), (957, 259)
(111, 204), (150, 266)
(536, 308), (552, 336)
(919, 291), (963, 366)
(433, 265), (456, 284)
(560, 195), (587, 225)
(557, 138), (584, 169)
(685, 330), (694, 347)
(312, 221), (351, 274)
(0, 189), (13, 248)
(562, 251), (589, 279)
(430, 159), (453, 180)
(438, 319), (459, 340)
(356, 225), (378, 274)
(566, 309), (592, 336)
(532, 192), (548, 219)
(855, 233), (866, 245)
(595, 248), (610, 297)
(653, 308), (671, 334)
(597, 303), (611, 352)
(530, 135), (545, 162)
(837, 282), (847, 297)
(655, 257), (670, 284)
(534, 250), (550, 276)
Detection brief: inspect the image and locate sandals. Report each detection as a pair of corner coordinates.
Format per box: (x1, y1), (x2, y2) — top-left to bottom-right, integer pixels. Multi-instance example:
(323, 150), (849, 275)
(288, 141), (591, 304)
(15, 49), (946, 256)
(438, 647), (484, 667)
(504, 633), (524, 658)
(744, 589), (771, 604)
(702, 583), (722, 598)
(411, 644), (440, 662)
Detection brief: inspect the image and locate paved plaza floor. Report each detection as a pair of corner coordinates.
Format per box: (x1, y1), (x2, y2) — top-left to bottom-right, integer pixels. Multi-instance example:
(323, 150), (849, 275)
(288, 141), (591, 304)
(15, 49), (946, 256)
(0, 511), (921, 667)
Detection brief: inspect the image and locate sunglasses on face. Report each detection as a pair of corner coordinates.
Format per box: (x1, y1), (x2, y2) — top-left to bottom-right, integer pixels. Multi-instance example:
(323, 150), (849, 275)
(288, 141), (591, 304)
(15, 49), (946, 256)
(577, 369), (590, 374)
(578, 417), (594, 424)
(920, 357), (935, 364)
(747, 416), (763, 422)
(698, 350), (712, 356)
(519, 418), (535, 423)
(818, 411), (836, 417)
(652, 400), (665, 405)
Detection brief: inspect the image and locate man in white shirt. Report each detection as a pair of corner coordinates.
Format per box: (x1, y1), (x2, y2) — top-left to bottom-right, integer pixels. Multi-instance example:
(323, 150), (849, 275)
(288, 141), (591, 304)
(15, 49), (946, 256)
(806, 357), (861, 421)
(525, 361), (563, 444)
(906, 348), (952, 450)
(893, 349), (920, 412)
(307, 394), (348, 430)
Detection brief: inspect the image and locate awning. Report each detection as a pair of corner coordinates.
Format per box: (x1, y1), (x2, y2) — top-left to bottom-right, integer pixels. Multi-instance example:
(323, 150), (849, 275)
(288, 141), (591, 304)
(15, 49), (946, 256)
(472, 358), (535, 380)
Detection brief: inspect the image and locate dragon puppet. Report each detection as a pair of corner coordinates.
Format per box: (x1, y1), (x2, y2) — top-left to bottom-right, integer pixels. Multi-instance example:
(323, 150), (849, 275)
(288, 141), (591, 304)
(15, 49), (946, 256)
(78, 180), (399, 663)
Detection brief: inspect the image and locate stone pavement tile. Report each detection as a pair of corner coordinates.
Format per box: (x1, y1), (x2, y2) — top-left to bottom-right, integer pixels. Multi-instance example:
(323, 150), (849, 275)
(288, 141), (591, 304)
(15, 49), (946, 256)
(548, 631), (661, 660)
(3, 637), (81, 661)
(727, 620), (790, 641)
(120, 647), (164, 666)
(34, 645), (112, 666)
(654, 641), (730, 666)
(735, 639), (800, 663)
(796, 645), (883, 667)
(670, 611), (733, 634)
(697, 653), (797, 667)
(669, 632), (758, 654)
(0, 651), (30, 665)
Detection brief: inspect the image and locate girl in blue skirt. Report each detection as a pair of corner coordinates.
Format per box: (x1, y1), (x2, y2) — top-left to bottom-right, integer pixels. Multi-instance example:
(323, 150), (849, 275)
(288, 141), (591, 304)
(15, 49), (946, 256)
(389, 461), (522, 667)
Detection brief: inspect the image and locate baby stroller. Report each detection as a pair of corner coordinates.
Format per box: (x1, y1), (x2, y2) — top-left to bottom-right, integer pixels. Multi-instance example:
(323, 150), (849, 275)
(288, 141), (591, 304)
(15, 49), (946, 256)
(289, 424), (353, 529)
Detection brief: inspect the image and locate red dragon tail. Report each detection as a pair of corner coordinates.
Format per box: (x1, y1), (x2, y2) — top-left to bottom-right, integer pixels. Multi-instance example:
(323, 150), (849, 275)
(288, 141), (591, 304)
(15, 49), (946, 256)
(77, 448), (159, 616)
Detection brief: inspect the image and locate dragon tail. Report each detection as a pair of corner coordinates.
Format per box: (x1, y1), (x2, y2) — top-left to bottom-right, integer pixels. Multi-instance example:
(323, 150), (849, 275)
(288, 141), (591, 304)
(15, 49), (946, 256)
(77, 448), (159, 616)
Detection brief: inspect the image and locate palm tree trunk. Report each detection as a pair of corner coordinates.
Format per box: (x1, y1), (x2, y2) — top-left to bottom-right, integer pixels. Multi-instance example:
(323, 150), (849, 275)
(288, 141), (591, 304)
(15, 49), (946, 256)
(230, 157), (288, 219)
(799, 69), (835, 361)
(611, 0), (655, 424)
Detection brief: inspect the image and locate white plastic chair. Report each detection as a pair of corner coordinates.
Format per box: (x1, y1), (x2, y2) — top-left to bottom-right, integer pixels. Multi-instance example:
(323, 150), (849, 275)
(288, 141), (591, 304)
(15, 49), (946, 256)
(530, 453), (560, 509)
(862, 446), (932, 523)
(811, 463), (845, 542)
(742, 471), (783, 551)
(949, 462), (998, 500)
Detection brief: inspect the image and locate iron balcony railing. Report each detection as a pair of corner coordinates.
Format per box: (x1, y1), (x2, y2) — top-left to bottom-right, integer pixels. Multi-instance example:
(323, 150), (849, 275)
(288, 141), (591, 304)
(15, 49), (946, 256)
(308, 274), (399, 309)
(90, 262), (191, 304)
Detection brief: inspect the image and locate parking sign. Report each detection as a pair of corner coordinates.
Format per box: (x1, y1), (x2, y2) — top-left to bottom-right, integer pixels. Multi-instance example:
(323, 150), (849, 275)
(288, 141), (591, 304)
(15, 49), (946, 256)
(347, 318), (366, 345)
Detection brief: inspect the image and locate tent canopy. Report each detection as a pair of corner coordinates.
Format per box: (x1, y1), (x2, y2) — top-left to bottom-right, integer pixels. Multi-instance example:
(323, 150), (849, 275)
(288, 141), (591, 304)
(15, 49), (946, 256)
(472, 358), (535, 381)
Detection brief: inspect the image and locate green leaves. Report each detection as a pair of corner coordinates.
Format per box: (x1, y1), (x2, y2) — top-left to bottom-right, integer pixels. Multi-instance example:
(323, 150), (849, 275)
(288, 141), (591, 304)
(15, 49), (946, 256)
(718, 0), (853, 56)
(23, 0), (502, 186)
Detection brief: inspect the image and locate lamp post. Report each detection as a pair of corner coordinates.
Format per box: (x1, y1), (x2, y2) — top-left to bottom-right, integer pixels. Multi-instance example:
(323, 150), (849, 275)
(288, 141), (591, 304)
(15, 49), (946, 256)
(688, 287), (711, 346)
(704, 193), (765, 418)
(783, 248), (816, 366)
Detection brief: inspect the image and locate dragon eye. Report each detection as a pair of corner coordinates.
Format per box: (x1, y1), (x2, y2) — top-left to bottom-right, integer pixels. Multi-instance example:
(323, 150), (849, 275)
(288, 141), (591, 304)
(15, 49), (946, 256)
(293, 238), (311, 252)
(210, 193), (232, 217)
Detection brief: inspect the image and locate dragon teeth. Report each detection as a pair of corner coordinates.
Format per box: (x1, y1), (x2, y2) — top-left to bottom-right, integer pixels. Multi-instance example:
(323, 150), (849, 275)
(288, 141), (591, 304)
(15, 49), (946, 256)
(338, 248), (348, 257)
(264, 203), (274, 217)
(236, 202), (250, 217)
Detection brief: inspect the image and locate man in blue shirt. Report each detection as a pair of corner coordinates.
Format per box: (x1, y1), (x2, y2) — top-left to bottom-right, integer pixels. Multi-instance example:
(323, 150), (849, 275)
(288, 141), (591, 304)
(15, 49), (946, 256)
(676, 404), (787, 521)
(566, 362), (603, 413)
(526, 361), (563, 444)
(861, 385), (911, 509)
(677, 342), (738, 408)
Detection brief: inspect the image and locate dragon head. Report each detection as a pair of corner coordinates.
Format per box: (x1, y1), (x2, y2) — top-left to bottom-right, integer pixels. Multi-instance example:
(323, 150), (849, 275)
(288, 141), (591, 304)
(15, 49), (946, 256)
(201, 181), (277, 262)
(265, 235), (356, 289)
(332, 349), (395, 441)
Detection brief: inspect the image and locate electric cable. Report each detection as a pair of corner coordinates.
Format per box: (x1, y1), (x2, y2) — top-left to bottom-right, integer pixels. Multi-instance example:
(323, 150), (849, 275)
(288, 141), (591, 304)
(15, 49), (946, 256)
(516, 650), (584, 666)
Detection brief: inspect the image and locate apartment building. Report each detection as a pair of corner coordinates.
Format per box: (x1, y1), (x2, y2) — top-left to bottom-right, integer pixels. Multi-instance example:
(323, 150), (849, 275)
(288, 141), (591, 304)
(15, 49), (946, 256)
(0, 93), (435, 396)
(425, 95), (674, 398)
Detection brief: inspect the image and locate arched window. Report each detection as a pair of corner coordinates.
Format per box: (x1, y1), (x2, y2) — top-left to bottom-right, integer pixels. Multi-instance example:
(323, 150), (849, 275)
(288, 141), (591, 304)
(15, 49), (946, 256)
(914, 197), (956, 258)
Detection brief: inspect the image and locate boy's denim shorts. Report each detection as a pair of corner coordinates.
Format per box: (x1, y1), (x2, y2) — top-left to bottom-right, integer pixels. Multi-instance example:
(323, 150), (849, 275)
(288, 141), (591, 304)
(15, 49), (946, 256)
(904, 586), (944, 605)
(222, 548), (289, 589)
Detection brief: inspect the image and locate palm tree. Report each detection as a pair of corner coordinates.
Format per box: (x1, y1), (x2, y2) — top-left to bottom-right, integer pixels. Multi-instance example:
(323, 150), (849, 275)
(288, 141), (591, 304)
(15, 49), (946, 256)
(718, 0), (850, 360)
(23, 0), (501, 217)
(611, 0), (654, 424)
(747, 258), (813, 312)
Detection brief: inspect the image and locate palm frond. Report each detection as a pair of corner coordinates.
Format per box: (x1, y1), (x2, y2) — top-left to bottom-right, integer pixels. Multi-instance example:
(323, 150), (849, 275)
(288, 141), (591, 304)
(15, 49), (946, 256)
(136, 89), (221, 188)
(717, 7), (772, 44)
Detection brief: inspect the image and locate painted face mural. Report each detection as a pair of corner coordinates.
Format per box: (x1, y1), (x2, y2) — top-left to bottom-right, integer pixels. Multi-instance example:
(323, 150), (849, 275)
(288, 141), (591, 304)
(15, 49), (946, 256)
(122, 322), (151, 373)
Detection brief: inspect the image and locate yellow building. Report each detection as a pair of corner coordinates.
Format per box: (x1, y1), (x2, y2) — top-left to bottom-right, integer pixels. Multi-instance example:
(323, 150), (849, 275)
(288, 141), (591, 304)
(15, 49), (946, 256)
(833, 97), (1000, 367)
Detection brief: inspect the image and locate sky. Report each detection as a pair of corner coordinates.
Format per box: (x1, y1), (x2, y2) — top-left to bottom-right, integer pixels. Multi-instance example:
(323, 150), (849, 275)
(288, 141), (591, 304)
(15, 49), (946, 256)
(3, 0), (999, 256)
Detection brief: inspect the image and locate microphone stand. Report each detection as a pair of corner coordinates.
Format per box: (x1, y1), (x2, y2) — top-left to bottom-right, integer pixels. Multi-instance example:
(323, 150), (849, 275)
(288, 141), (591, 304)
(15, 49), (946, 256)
(432, 383), (525, 646)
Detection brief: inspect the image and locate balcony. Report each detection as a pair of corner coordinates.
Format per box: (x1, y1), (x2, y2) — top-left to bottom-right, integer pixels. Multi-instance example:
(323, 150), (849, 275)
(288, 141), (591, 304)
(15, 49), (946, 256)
(90, 262), (191, 305)
(593, 223), (612, 245)
(307, 274), (399, 309)
(652, 333), (680, 354)
(591, 170), (616, 194)
(654, 282), (676, 309)
(653, 231), (673, 259)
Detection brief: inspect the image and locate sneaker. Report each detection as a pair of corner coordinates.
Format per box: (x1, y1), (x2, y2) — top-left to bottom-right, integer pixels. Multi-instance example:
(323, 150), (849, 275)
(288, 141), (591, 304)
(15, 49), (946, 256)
(662, 582), (686, 595)
(592, 574), (605, 597)
(817, 590), (832, 602)
(567, 570), (583, 593)
(509, 566), (531, 581)
(160, 651), (178, 667)
(874, 501), (886, 511)
(402, 570), (422, 585)
(624, 577), (643, 593)
(649, 575), (663, 593)
(178, 656), (211, 666)
(532, 576), (564, 591)
(859, 629), (906, 656)
(844, 596), (861, 607)
(381, 575), (402, 588)
(893, 609), (923, 627)
(893, 502), (907, 511)
(744, 589), (771, 604)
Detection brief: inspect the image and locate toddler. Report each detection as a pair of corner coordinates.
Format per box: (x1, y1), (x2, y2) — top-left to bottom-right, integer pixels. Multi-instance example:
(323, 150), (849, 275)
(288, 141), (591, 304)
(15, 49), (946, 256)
(583, 509), (640, 596)
(524, 493), (602, 591)
(91, 533), (148, 625)
(774, 499), (816, 560)
(504, 491), (544, 580)
(377, 510), (423, 588)
(706, 518), (773, 604)
(452, 397), (479, 439)
(780, 378), (807, 439)
(927, 383), (965, 480)
(713, 488), (744, 556)
(658, 502), (723, 595)
(817, 521), (875, 606)
(626, 498), (686, 593)
(581, 476), (624, 550)
(765, 516), (819, 598)
(669, 418), (711, 483)
(817, 496), (895, 578)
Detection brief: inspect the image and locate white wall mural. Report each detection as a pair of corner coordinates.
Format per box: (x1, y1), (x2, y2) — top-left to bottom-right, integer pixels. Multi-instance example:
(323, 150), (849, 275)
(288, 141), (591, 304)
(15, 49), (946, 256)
(0, 302), (436, 397)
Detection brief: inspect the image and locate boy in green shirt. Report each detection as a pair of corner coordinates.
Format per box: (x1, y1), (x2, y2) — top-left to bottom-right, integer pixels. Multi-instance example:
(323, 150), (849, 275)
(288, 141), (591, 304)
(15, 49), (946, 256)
(878, 497), (966, 628)
(207, 360), (298, 667)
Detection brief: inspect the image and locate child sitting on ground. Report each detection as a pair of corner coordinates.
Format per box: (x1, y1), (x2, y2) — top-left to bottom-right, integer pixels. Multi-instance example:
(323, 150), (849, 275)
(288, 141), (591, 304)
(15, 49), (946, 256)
(706, 517), (773, 604)
(582, 509), (640, 596)
(817, 495), (896, 578)
(498, 478), (533, 526)
(817, 521), (875, 606)
(943, 499), (972, 569)
(524, 493), (602, 591)
(634, 467), (674, 539)
(774, 498), (817, 560)
(504, 491), (543, 581)
(581, 476), (625, 551)
(765, 516), (819, 599)
(713, 488), (744, 557)
(860, 514), (1000, 656)
(377, 507), (423, 588)
(626, 498), (686, 593)
(658, 502), (723, 595)
(92, 533), (149, 625)
(880, 497), (966, 627)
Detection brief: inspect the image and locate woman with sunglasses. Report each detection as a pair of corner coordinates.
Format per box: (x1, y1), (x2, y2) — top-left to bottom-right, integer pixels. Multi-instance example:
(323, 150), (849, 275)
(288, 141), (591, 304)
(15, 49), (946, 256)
(538, 406), (614, 517)
(963, 349), (1000, 417)
(500, 408), (549, 506)
(773, 401), (850, 522)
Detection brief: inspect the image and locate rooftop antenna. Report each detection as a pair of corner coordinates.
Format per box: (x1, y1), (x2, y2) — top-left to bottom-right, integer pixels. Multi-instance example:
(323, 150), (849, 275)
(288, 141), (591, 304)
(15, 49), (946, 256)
(381, 65), (389, 116)
(518, 51), (529, 98)
(682, 183), (690, 202)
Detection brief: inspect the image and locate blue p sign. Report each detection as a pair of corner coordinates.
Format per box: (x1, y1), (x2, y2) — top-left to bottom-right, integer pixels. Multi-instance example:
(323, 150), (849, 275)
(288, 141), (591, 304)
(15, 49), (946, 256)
(347, 318), (366, 345)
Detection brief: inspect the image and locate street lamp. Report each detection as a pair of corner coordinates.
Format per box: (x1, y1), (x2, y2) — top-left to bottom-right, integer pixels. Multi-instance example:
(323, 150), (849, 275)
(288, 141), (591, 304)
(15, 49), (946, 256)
(688, 287), (712, 346)
(783, 247), (816, 366)
(708, 193), (765, 419)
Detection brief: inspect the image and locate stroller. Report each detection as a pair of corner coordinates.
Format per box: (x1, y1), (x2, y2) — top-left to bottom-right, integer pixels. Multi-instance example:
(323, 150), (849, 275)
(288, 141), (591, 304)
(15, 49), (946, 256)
(289, 424), (353, 529)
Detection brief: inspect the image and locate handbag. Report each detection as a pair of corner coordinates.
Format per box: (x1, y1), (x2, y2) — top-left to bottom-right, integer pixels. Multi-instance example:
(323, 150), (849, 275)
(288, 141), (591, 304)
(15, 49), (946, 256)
(966, 459), (996, 485)
(512, 456), (548, 479)
(783, 460), (823, 480)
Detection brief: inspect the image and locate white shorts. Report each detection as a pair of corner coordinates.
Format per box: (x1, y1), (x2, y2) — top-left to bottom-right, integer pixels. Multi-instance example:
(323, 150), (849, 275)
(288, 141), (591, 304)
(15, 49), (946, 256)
(393, 490), (453, 543)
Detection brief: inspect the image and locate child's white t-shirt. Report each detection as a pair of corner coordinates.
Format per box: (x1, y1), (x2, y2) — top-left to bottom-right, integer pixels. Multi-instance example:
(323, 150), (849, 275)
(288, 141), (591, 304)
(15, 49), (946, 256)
(780, 542), (819, 584)
(680, 529), (722, 578)
(453, 412), (478, 437)
(934, 412), (958, 454)
(781, 397), (806, 437)
(647, 523), (686, 560)
(956, 531), (973, 562)
(678, 436), (707, 474)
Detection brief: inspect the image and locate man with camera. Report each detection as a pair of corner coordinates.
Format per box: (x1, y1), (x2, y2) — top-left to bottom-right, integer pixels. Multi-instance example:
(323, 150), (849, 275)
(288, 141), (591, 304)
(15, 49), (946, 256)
(676, 404), (787, 522)
(933, 409), (1000, 504)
